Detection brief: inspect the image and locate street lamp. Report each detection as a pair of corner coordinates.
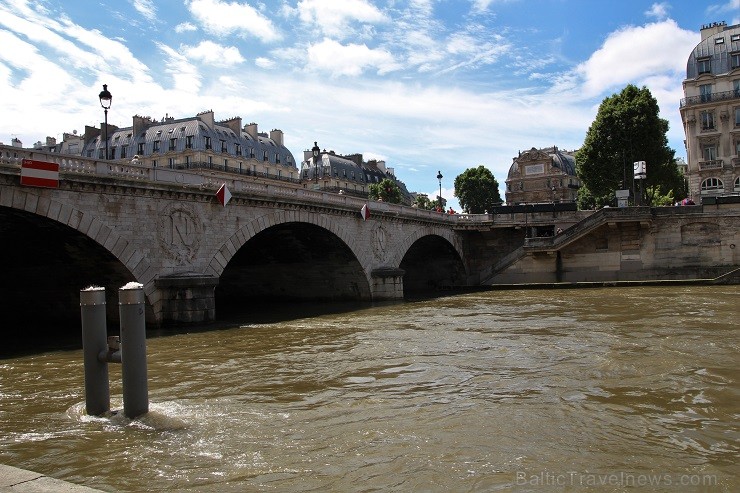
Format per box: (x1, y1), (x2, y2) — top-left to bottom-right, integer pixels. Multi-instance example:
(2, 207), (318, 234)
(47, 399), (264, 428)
(98, 84), (112, 160)
(312, 141), (320, 183)
(437, 170), (443, 211)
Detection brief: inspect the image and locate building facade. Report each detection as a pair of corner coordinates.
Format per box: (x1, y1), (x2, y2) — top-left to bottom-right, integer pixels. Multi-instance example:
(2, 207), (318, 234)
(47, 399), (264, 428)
(301, 142), (413, 204)
(680, 21), (740, 202)
(504, 146), (580, 205)
(81, 110), (298, 182)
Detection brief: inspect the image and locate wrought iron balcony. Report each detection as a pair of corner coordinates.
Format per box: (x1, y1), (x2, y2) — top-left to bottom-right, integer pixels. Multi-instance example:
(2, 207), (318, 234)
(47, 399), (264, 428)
(680, 89), (740, 108)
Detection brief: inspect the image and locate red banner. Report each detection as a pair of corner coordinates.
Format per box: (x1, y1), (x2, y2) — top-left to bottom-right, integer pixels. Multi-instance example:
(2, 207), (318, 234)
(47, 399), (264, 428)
(20, 159), (59, 188)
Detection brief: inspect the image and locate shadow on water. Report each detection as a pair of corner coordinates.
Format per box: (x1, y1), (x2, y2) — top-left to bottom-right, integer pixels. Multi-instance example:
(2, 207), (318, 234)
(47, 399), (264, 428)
(1, 298), (406, 358)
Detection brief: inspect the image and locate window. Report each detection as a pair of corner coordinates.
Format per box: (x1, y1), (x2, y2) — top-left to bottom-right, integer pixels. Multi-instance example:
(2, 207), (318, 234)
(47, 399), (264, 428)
(263, 150), (268, 161)
(701, 110), (715, 130)
(220, 140), (227, 153)
(715, 37), (724, 44)
(735, 177), (740, 192)
(205, 136), (211, 149)
(735, 107), (740, 127)
(732, 53), (740, 69)
(169, 138), (177, 151)
(699, 83), (712, 102)
(697, 58), (711, 74)
(735, 138), (740, 155)
(185, 135), (193, 149)
(98, 149), (104, 159)
(121, 147), (127, 159)
(110, 146), (116, 159)
(138, 143), (144, 155)
(734, 80), (740, 97)
(168, 158), (175, 168)
(235, 144), (241, 156)
(153, 140), (160, 152)
(732, 34), (740, 42)
(701, 177), (724, 192)
(703, 145), (717, 161)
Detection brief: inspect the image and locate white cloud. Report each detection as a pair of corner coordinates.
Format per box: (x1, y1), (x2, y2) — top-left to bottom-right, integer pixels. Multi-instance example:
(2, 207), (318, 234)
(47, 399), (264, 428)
(296, 0), (387, 39)
(157, 43), (202, 94)
(187, 0), (282, 43)
(175, 22), (198, 33)
(645, 2), (670, 20)
(255, 57), (275, 69)
(183, 40), (245, 67)
(132, 0), (156, 22)
(307, 39), (400, 77)
(576, 20), (698, 98)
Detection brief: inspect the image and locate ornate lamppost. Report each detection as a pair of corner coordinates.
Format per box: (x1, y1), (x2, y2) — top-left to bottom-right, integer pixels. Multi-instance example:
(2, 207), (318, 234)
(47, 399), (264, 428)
(312, 141), (320, 184)
(437, 170), (443, 211)
(98, 84), (112, 160)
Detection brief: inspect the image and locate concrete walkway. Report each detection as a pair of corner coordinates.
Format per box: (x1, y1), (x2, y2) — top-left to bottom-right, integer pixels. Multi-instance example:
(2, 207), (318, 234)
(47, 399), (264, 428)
(0, 464), (105, 492)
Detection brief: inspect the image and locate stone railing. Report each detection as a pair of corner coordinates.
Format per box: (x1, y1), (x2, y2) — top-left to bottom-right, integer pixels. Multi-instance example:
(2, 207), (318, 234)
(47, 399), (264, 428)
(0, 145), (471, 225)
(699, 159), (723, 170)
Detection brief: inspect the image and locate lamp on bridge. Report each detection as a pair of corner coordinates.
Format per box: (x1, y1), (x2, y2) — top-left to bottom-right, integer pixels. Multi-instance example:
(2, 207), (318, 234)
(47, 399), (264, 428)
(437, 170), (443, 211)
(312, 141), (320, 183)
(98, 84), (112, 160)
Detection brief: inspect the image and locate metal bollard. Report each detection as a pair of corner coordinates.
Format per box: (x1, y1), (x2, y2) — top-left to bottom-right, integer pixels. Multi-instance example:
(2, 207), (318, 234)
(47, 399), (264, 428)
(80, 286), (110, 416)
(119, 282), (148, 418)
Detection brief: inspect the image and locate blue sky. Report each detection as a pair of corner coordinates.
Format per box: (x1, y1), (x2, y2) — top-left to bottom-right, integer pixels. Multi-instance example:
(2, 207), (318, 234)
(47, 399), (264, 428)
(1, 0), (738, 210)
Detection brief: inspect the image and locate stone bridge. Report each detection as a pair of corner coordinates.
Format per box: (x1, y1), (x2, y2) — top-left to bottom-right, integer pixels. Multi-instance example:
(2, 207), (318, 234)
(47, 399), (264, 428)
(2, 145), (738, 332)
(1, 146), (478, 328)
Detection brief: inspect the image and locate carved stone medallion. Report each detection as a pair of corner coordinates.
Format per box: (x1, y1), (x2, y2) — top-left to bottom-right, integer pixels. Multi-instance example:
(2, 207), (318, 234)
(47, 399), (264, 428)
(158, 202), (203, 265)
(373, 223), (387, 260)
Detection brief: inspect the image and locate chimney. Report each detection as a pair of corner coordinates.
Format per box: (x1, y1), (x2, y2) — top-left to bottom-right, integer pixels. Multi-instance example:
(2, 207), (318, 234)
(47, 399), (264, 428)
(221, 117), (242, 136)
(269, 129), (284, 146)
(700, 21), (727, 40)
(245, 122), (258, 139)
(196, 109), (215, 129)
(46, 136), (57, 146)
(12, 137), (22, 147)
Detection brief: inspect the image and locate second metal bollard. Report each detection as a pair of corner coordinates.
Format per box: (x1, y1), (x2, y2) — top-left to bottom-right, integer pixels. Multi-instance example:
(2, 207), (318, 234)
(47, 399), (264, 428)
(80, 286), (109, 416)
(119, 282), (148, 418)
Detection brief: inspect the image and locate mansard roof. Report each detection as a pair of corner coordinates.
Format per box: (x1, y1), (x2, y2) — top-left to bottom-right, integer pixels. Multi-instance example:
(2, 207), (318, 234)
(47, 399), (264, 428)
(507, 146), (577, 180)
(84, 111), (296, 167)
(685, 22), (740, 79)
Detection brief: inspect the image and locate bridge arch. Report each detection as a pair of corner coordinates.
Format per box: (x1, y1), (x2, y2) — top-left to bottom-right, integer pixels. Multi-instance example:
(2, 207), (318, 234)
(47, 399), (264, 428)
(394, 227), (468, 294)
(0, 187), (157, 330)
(210, 209), (372, 309)
(1, 187), (155, 286)
(209, 209), (368, 277)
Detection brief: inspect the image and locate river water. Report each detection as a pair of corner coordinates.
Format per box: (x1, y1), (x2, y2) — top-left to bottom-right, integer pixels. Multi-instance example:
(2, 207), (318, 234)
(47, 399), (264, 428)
(0, 286), (737, 492)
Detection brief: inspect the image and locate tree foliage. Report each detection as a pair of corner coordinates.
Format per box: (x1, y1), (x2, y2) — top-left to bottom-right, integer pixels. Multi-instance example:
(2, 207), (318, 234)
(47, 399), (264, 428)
(453, 166), (502, 214)
(576, 84), (684, 208)
(413, 193), (436, 210)
(368, 178), (402, 204)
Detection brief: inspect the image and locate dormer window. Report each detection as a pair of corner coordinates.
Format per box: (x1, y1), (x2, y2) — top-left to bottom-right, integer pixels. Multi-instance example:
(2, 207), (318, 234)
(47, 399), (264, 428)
(697, 57), (711, 75)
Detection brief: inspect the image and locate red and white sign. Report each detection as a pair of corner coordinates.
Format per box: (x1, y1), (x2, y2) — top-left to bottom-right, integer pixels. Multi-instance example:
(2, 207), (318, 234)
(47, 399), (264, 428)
(360, 203), (370, 221)
(20, 159), (59, 188)
(216, 183), (232, 207)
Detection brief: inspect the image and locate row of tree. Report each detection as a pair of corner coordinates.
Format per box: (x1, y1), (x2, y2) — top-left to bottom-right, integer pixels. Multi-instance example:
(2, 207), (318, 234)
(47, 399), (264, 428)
(368, 84), (686, 213)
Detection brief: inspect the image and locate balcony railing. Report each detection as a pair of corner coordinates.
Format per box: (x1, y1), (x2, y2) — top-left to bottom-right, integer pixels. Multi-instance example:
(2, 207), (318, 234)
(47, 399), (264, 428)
(680, 89), (740, 108)
(698, 159), (723, 170)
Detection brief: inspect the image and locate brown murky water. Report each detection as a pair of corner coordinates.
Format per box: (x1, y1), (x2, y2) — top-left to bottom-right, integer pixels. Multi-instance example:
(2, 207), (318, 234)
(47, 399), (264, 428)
(1, 286), (738, 492)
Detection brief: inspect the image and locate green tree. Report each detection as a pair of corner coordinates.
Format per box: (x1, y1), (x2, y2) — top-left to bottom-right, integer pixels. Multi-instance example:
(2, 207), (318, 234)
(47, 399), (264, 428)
(413, 193), (436, 210)
(576, 84), (683, 208)
(369, 178), (402, 204)
(453, 166), (502, 214)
